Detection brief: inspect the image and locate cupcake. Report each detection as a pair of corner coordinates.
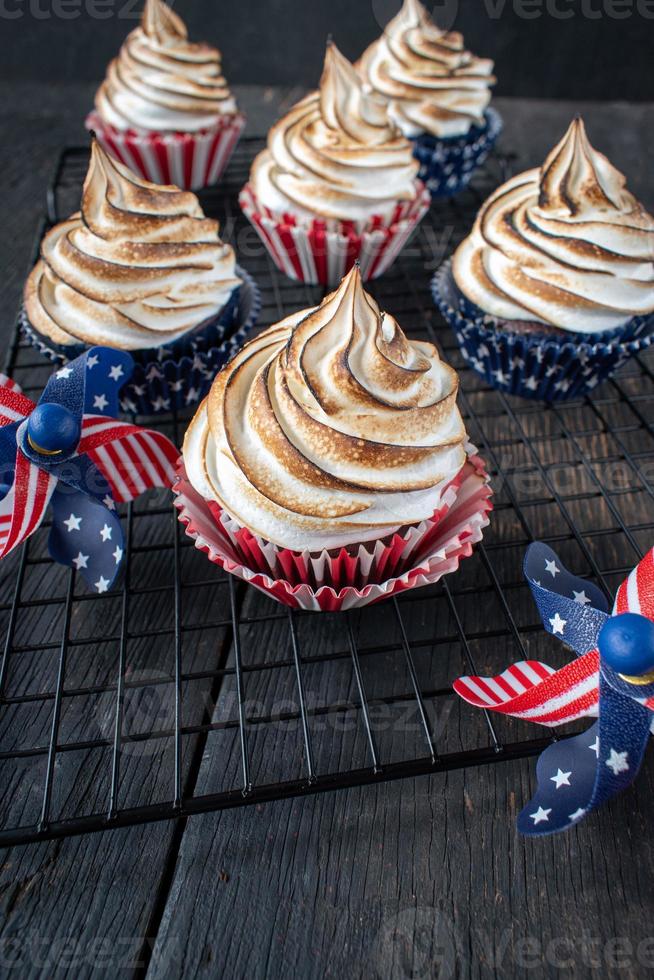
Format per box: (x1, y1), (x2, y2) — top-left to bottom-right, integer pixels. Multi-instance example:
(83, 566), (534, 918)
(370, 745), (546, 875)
(239, 41), (430, 286)
(358, 0), (500, 198)
(86, 0), (245, 190)
(174, 265), (492, 610)
(432, 118), (654, 401)
(22, 141), (259, 415)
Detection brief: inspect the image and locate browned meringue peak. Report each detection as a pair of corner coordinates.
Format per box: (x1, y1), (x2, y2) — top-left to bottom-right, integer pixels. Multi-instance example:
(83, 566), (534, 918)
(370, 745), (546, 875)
(184, 266), (467, 551)
(319, 40), (398, 145)
(358, 0), (495, 139)
(452, 118), (654, 334)
(141, 0), (186, 41)
(248, 41), (420, 226)
(538, 117), (632, 216)
(24, 142), (241, 351)
(93, 0), (237, 133)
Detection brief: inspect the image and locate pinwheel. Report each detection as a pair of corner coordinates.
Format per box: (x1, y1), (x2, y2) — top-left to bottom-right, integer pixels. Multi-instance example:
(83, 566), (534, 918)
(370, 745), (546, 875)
(0, 346), (179, 591)
(454, 542), (654, 836)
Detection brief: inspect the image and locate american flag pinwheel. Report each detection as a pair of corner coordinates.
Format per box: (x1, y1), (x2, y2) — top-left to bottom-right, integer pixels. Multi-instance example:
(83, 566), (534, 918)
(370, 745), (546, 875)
(0, 346), (179, 592)
(454, 542), (654, 836)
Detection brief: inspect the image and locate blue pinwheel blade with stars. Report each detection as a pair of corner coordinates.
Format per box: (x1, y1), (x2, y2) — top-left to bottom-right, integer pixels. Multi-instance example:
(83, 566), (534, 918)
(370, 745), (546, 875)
(0, 347), (179, 592)
(49, 485), (123, 593)
(517, 674), (651, 836)
(455, 542), (654, 835)
(44, 347), (132, 419)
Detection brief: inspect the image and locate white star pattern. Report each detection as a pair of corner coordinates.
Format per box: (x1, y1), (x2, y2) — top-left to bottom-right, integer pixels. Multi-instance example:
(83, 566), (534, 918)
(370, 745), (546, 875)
(477, 344), (490, 358)
(151, 396), (170, 412)
(192, 355), (205, 371)
(573, 590), (591, 605)
(550, 768), (572, 789)
(102, 495), (116, 511)
(93, 393), (109, 411)
(86, 354), (99, 369)
(185, 387), (200, 405)
(95, 576), (110, 594)
(545, 558), (560, 577)
(63, 513), (82, 532)
(589, 736), (600, 757)
(147, 366), (163, 381)
(605, 749), (629, 776)
(554, 379), (572, 394)
(72, 552), (89, 570)
(131, 385), (146, 396)
(524, 376), (539, 392)
(170, 380), (184, 392)
(568, 807), (586, 822)
(530, 806), (552, 825)
(545, 365), (560, 378)
(511, 357), (525, 370)
(56, 365), (73, 380)
(100, 524), (112, 542)
(112, 546), (123, 565)
(493, 369), (508, 385)
(549, 612), (566, 635)
(109, 364), (124, 381)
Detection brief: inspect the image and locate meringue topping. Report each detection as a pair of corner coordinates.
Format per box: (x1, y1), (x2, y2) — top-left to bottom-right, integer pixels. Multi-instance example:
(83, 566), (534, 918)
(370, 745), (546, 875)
(358, 0), (496, 139)
(94, 0), (238, 133)
(452, 118), (654, 333)
(249, 41), (421, 226)
(184, 265), (467, 552)
(24, 141), (241, 351)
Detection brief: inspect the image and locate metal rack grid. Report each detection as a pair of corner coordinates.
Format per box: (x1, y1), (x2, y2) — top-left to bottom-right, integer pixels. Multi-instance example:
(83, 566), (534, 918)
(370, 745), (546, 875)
(1, 137), (653, 848)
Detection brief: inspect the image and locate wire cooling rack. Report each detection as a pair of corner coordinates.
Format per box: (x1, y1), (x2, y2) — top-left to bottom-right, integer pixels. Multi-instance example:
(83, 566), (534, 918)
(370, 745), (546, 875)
(1, 137), (653, 847)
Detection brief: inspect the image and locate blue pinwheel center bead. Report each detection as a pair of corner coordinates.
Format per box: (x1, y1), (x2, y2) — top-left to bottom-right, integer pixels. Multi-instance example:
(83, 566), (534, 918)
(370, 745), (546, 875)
(599, 612), (654, 681)
(27, 403), (81, 456)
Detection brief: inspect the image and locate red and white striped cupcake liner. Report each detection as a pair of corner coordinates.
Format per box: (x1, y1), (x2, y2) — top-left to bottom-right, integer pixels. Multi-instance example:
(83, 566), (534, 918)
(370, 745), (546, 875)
(238, 182), (431, 286)
(86, 111), (246, 190)
(172, 453), (492, 611)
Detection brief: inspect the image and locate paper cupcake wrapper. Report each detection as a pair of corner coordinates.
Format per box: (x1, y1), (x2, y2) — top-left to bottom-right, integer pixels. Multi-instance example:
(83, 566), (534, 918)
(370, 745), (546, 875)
(412, 108), (503, 199)
(21, 266), (261, 416)
(432, 260), (654, 401)
(172, 454), (492, 611)
(86, 111), (246, 190)
(239, 182), (431, 286)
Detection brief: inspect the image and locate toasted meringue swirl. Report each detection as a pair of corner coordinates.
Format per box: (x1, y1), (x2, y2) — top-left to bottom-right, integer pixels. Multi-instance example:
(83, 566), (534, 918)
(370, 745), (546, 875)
(358, 0), (495, 139)
(249, 42), (421, 226)
(452, 118), (654, 333)
(184, 266), (467, 551)
(94, 0), (237, 133)
(24, 142), (241, 351)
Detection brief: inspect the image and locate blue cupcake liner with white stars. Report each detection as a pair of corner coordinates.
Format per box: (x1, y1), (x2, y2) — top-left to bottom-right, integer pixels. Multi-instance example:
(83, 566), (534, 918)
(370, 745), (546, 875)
(411, 107), (503, 199)
(431, 259), (654, 401)
(20, 266), (261, 416)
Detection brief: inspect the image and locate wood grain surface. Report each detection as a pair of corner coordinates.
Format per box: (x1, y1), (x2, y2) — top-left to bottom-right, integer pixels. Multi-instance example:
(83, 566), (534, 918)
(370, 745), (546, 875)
(0, 87), (653, 980)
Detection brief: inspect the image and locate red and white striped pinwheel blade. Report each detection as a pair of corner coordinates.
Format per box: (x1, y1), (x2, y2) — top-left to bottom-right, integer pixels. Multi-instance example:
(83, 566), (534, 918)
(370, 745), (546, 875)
(0, 451), (57, 558)
(78, 416), (179, 503)
(0, 376), (35, 427)
(453, 651), (600, 727)
(613, 546), (654, 620)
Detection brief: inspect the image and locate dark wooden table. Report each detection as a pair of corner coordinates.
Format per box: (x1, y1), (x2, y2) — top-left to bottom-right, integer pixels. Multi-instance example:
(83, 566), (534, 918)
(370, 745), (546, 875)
(1, 86), (654, 980)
